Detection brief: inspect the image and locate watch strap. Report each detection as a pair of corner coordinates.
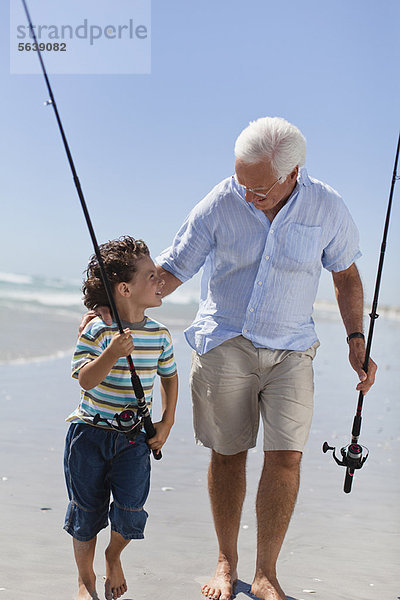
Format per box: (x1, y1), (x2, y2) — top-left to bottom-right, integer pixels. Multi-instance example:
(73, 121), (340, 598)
(346, 332), (365, 343)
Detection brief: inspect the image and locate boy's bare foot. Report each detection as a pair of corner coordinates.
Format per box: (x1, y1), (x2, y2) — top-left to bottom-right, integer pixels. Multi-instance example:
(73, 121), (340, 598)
(104, 556), (127, 600)
(201, 556), (237, 600)
(251, 572), (286, 600)
(76, 574), (99, 600)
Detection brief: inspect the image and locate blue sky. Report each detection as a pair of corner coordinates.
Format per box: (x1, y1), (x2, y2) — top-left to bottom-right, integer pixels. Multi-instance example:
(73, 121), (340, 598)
(1, 0), (399, 304)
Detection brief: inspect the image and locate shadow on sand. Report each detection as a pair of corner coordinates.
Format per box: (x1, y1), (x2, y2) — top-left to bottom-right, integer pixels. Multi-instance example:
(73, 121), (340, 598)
(233, 579), (298, 600)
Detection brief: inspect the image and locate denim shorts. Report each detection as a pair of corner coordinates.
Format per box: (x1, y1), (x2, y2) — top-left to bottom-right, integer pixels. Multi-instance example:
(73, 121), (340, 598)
(63, 423), (150, 542)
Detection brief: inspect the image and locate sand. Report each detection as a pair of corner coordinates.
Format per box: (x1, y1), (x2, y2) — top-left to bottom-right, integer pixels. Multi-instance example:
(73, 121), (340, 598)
(0, 318), (399, 600)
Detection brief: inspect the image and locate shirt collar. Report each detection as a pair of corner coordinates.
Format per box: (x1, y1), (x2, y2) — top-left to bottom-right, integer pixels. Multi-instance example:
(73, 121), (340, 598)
(298, 167), (313, 187)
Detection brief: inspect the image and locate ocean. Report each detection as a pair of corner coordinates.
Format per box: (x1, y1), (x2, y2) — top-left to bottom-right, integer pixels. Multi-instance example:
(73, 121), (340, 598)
(1, 269), (399, 366)
(0, 271), (200, 364)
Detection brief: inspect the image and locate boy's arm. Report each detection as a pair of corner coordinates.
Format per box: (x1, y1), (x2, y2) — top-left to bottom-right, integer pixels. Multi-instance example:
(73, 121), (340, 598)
(160, 372), (179, 425)
(147, 373), (178, 452)
(78, 329), (134, 390)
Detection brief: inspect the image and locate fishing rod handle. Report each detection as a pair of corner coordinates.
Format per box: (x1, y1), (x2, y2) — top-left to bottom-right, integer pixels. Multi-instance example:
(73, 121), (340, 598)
(135, 386), (162, 460)
(351, 410), (362, 439)
(344, 468), (354, 493)
(144, 416), (162, 460)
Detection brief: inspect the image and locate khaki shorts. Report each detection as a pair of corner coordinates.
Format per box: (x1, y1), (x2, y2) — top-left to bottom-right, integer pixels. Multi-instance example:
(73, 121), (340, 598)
(190, 335), (319, 455)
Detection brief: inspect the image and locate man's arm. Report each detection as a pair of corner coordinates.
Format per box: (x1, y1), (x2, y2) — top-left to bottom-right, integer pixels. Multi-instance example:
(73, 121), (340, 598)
(156, 265), (183, 297)
(332, 263), (377, 394)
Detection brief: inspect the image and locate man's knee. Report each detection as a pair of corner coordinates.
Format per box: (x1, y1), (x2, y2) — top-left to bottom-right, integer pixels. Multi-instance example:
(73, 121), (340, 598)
(211, 449), (247, 469)
(264, 450), (302, 471)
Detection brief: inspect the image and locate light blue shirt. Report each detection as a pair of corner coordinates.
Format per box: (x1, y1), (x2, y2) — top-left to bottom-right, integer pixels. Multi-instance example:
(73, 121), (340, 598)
(157, 168), (361, 354)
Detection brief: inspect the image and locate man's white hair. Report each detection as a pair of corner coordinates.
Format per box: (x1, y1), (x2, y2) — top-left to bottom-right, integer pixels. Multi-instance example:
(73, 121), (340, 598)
(234, 116), (306, 180)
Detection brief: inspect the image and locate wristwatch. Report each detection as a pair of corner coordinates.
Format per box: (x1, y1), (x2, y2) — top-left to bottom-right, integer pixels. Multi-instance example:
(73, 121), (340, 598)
(346, 332), (365, 343)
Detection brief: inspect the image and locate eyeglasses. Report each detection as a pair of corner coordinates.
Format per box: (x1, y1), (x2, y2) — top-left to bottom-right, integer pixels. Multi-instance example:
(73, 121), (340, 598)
(233, 173), (282, 199)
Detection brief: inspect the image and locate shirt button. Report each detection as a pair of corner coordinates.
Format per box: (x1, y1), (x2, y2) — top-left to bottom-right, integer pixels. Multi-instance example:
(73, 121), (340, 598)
(243, 329), (248, 333)
(249, 307), (254, 312)
(270, 229), (274, 234)
(265, 255), (270, 260)
(258, 281), (262, 286)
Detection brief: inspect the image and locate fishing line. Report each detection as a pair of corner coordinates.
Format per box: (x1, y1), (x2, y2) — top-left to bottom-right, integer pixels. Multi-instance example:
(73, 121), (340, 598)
(21, 0), (161, 459)
(323, 132), (400, 492)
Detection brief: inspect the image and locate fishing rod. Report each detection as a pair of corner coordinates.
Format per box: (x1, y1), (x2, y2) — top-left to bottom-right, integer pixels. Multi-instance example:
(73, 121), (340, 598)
(323, 132), (400, 493)
(21, 0), (161, 460)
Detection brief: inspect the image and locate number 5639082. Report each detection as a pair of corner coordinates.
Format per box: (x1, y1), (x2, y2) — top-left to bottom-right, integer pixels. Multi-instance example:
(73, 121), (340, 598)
(18, 42), (67, 51)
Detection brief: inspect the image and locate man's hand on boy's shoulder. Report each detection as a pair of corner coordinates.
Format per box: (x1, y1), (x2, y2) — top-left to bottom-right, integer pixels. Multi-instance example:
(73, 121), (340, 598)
(78, 310), (97, 335)
(78, 306), (113, 335)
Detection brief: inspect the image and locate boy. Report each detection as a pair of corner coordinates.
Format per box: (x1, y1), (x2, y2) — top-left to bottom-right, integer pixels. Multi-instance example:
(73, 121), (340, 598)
(64, 236), (178, 600)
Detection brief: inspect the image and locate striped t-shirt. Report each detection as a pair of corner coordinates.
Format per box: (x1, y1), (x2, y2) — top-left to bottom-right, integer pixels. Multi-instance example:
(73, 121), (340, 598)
(67, 316), (177, 428)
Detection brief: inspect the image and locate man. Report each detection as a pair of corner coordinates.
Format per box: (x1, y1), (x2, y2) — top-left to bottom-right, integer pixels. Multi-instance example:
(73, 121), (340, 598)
(154, 117), (376, 600)
(86, 117), (376, 600)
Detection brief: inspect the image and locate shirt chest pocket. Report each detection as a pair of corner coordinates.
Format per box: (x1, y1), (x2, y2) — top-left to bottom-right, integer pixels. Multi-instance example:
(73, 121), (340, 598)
(283, 223), (322, 263)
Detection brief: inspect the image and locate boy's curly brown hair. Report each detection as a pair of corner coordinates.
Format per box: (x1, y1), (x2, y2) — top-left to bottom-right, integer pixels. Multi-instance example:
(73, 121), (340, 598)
(82, 236), (150, 309)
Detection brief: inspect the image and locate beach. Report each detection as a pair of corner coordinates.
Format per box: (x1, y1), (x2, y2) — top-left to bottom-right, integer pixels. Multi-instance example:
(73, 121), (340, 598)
(0, 276), (399, 600)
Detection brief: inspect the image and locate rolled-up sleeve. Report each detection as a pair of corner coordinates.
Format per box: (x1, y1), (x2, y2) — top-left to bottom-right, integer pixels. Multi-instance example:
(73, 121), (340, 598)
(322, 202), (361, 272)
(156, 202), (214, 282)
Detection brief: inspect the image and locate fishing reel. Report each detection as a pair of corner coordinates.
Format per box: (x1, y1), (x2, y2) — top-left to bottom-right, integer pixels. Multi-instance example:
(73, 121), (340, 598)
(323, 441), (369, 470)
(323, 441), (369, 492)
(93, 409), (142, 443)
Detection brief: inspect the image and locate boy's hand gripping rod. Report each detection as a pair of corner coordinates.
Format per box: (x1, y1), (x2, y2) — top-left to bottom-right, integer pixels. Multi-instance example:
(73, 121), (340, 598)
(21, 0), (161, 459)
(323, 132), (400, 492)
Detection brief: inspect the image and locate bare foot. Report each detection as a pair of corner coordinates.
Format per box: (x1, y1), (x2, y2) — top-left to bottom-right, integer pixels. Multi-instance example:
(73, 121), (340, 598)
(201, 556), (237, 600)
(251, 572), (286, 600)
(76, 574), (99, 600)
(104, 555), (127, 600)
